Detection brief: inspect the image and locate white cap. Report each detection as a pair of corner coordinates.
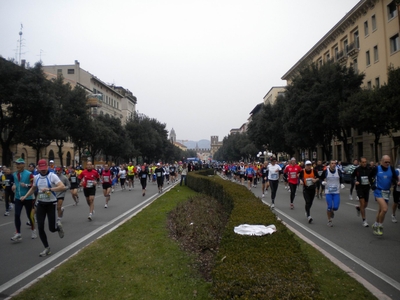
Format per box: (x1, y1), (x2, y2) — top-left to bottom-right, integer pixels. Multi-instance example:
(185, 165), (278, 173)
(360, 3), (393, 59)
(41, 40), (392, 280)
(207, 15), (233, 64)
(305, 160), (312, 165)
(290, 157), (296, 161)
(50, 160), (54, 163)
(157, 163), (160, 166)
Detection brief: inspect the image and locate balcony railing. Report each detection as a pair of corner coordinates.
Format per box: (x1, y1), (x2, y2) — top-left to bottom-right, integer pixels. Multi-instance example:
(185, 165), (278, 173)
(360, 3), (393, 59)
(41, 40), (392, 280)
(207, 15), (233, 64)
(87, 97), (102, 107)
(347, 41), (359, 57)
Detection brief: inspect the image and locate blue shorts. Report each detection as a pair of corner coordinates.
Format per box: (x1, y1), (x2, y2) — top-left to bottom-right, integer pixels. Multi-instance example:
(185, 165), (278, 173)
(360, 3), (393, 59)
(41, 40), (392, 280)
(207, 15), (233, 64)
(325, 193), (340, 211)
(373, 189), (390, 202)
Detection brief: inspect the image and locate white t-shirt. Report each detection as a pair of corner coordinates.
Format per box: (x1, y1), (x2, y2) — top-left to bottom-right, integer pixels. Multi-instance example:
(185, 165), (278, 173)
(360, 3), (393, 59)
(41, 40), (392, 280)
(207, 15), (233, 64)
(34, 172), (61, 202)
(267, 164), (282, 181)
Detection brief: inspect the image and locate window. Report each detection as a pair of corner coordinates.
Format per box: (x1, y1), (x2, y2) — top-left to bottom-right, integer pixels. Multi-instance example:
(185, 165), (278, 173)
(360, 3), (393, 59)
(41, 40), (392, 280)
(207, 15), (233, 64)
(352, 58), (358, 73)
(57, 69), (62, 75)
(318, 59), (323, 67)
(67, 69), (74, 74)
(343, 39), (348, 54)
(325, 52), (330, 62)
(367, 81), (372, 89)
(374, 45), (379, 62)
(375, 77), (380, 88)
(366, 50), (371, 66)
(334, 47), (339, 60)
(364, 21), (369, 36)
(371, 15), (377, 31)
(390, 34), (399, 53)
(388, 1), (398, 20)
(354, 30), (360, 48)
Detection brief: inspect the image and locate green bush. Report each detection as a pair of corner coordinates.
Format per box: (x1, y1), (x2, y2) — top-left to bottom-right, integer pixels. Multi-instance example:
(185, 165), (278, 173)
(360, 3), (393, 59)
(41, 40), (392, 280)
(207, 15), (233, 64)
(187, 172), (319, 299)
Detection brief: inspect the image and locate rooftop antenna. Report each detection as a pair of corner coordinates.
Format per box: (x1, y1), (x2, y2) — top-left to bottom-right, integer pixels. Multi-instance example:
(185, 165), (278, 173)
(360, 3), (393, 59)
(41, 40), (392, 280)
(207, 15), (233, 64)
(18, 23), (23, 65)
(37, 49), (45, 63)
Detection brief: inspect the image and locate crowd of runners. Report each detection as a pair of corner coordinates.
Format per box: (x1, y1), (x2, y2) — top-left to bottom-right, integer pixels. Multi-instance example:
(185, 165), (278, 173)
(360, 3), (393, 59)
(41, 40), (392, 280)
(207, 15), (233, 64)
(216, 155), (400, 236)
(1, 159), (192, 257)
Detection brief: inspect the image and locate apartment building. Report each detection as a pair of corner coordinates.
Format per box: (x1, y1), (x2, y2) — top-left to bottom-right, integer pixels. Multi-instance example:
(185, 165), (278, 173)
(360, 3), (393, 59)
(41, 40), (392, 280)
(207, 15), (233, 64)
(281, 0), (400, 162)
(263, 86), (286, 106)
(42, 60), (137, 125)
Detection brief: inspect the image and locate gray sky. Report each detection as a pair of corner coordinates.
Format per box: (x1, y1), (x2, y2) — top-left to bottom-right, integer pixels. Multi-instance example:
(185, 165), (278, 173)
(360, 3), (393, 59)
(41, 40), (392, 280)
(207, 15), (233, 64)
(1, 0), (359, 142)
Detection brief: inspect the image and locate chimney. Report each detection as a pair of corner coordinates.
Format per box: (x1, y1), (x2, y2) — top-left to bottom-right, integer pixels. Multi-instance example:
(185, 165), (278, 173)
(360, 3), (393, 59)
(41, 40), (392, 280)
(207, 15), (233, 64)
(21, 59), (26, 68)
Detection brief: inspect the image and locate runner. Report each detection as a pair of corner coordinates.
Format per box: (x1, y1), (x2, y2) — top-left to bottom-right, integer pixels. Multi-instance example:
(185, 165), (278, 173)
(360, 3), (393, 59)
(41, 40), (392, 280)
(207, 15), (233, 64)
(164, 163), (170, 184)
(314, 160), (325, 199)
(299, 160), (319, 223)
(155, 163), (164, 193)
(21, 159), (66, 256)
(260, 161), (269, 197)
(348, 159), (359, 200)
(320, 160), (345, 227)
(138, 164), (149, 196)
(245, 163), (256, 190)
(369, 155), (398, 236)
(283, 157), (302, 209)
(68, 166), (80, 205)
(2, 167), (14, 216)
(11, 158), (36, 241)
(392, 165), (400, 223)
(78, 161), (100, 221)
(266, 157), (282, 209)
(101, 163), (113, 208)
(118, 164), (127, 190)
(352, 157), (372, 227)
(110, 163), (119, 193)
(169, 163), (177, 183)
(55, 167), (70, 222)
(127, 162), (135, 191)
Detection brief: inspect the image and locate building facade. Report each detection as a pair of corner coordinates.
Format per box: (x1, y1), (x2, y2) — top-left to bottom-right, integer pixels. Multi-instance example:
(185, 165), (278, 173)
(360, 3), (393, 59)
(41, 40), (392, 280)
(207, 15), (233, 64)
(281, 0), (400, 162)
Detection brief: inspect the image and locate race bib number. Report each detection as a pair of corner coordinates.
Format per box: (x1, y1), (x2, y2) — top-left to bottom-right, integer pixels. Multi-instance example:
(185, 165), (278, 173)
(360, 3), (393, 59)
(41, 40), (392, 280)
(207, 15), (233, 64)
(103, 176), (110, 183)
(290, 173), (297, 179)
(270, 173), (278, 180)
(306, 178), (314, 186)
(4, 179), (10, 186)
(142, 174), (147, 178)
(328, 185), (338, 193)
(38, 192), (50, 200)
(86, 180), (94, 188)
(156, 172), (162, 177)
(360, 176), (369, 185)
(71, 177), (77, 183)
(381, 190), (390, 201)
(318, 171), (323, 176)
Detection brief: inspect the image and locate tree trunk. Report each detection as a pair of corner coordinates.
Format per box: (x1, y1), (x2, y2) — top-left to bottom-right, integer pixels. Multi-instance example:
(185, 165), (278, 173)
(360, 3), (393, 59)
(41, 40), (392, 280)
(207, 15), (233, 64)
(374, 134), (381, 163)
(56, 139), (64, 167)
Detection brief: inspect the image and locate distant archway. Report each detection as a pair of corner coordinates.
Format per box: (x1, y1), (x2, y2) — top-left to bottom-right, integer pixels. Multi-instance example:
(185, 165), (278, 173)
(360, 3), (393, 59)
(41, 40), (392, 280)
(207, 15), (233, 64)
(48, 150), (55, 162)
(66, 152), (71, 167)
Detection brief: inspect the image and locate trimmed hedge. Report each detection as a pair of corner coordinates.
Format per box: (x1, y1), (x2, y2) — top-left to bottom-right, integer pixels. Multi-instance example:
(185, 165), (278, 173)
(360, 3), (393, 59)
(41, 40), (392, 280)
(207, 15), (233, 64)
(188, 170), (319, 299)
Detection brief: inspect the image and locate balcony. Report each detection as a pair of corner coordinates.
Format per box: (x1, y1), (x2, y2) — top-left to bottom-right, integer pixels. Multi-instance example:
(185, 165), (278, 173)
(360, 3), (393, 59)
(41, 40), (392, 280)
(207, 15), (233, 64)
(337, 50), (348, 64)
(347, 41), (359, 57)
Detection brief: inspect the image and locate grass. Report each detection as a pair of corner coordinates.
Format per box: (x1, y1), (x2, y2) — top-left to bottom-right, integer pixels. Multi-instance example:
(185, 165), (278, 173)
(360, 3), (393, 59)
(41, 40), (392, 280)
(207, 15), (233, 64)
(13, 185), (377, 299)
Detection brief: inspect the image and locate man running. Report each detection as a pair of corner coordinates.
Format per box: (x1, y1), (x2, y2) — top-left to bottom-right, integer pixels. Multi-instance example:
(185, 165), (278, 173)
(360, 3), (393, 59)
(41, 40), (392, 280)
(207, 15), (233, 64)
(138, 164), (149, 196)
(2, 167), (14, 216)
(11, 158), (36, 241)
(78, 162), (99, 221)
(260, 161), (269, 197)
(127, 162), (135, 191)
(314, 160), (325, 199)
(369, 155), (398, 236)
(21, 159), (66, 257)
(101, 163), (113, 208)
(283, 157), (302, 209)
(110, 163), (119, 193)
(55, 167), (70, 222)
(348, 159), (359, 200)
(299, 160), (319, 223)
(352, 157), (372, 227)
(155, 163), (164, 193)
(320, 160), (345, 227)
(68, 166), (80, 205)
(266, 158), (281, 209)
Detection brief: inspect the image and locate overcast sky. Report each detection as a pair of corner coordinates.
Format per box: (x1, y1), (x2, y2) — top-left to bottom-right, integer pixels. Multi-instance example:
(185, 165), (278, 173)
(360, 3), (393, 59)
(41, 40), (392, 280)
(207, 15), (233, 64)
(1, 0), (360, 142)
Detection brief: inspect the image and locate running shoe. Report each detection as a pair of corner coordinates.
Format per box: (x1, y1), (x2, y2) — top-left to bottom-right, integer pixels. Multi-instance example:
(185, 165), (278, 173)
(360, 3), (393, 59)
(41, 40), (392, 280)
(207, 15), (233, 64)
(57, 220), (64, 238)
(331, 210), (335, 219)
(391, 215), (398, 223)
(39, 247), (51, 257)
(308, 216), (313, 224)
(349, 195), (353, 201)
(111, 188), (114, 193)
(4, 211), (9, 216)
(88, 213), (93, 221)
(372, 224), (379, 235)
(271, 204), (275, 209)
(104, 204), (108, 208)
(11, 233), (22, 242)
(262, 194), (265, 198)
(60, 207), (64, 218)
(9, 204), (13, 210)
(362, 220), (369, 227)
(377, 225), (383, 236)
(31, 229), (37, 239)
(142, 192), (145, 197)
(327, 220), (333, 227)
(356, 206), (360, 217)
(26, 221), (31, 226)
(290, 203), (294, 209)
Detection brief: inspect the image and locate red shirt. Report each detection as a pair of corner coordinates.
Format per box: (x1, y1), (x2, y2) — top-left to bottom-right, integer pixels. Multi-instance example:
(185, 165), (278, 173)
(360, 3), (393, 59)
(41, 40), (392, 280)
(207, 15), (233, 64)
(284, 164), (302, 184)
(78, 169), (99, 188)
(101, 169), (113, 183)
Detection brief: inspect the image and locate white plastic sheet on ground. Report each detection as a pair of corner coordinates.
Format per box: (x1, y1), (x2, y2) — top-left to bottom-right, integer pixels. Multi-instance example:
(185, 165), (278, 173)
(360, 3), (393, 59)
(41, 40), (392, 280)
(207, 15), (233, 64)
(234, 224), (276, 236)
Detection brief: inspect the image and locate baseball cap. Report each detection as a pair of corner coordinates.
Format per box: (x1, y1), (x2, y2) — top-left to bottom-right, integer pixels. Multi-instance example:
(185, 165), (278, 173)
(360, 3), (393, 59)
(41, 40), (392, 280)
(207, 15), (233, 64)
(15, 158), (25, 164)
(157, 163), (160, 166)
(305, 160), (312, 165)
(56, 167), (62, 172)
(290, 157), (296, 161)
(37, 159), (48, 171)
(50, 160), (54, 163)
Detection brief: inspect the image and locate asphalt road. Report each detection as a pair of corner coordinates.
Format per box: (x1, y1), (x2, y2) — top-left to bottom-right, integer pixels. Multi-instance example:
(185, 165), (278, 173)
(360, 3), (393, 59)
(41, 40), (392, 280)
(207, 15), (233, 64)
(244, 178), (400, 300)
(0, 178), (178, 299)
(1, 175), (399, 299)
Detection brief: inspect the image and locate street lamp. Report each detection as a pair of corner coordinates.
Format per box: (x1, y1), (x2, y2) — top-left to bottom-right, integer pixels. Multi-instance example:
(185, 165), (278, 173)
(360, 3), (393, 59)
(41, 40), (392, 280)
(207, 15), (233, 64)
(257, 151), (267, 162)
